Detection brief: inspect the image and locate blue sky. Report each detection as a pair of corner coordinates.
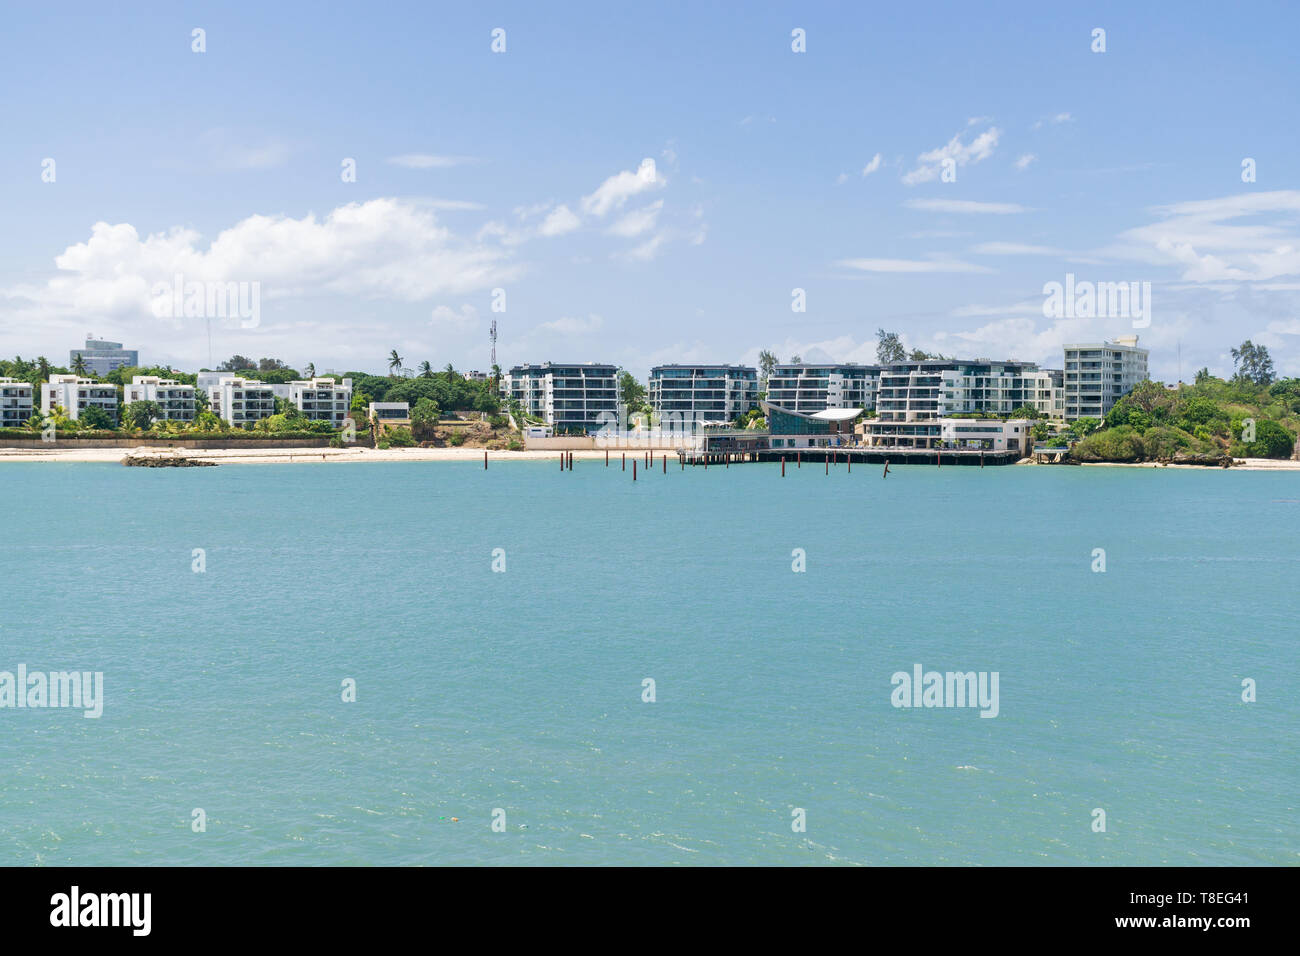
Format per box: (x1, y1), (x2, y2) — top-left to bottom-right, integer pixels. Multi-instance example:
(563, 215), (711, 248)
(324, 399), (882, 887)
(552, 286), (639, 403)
(2, 0), (1298, 380)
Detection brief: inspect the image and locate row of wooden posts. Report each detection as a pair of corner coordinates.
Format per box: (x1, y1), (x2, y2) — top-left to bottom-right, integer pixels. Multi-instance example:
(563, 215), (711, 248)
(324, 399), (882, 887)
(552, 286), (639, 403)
(485, 446), (984, 477)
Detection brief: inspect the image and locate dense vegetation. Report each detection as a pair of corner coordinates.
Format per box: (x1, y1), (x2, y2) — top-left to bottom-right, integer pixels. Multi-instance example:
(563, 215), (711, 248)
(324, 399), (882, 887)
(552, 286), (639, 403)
(1071, 375), (1298, 462)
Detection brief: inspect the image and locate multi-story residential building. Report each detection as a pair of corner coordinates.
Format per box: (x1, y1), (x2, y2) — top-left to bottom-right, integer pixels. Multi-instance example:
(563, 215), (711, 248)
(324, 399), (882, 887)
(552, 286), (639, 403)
(288, 378), (353, 425)
(501, 363), (622, 434)
(210, 377), (276, 427)
(69, 337), (138, 376)
(765, 363), (882, 414)
(125, 376), (196, 422)
(1063, 335), (1149, 420)
(41, 374), (119, 423)
(874, 358), (1059, 423)
(0, 377), (34, 428)
(863, 358), (1062, 448)
(649, 364), (758, 425)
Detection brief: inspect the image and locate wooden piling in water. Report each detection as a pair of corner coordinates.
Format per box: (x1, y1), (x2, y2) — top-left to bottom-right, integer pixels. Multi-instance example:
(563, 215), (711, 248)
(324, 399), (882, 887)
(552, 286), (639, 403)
(633, 460), (637, 481)
(782, 457), (785, 477)
(662, 454), (666, 474)
(797, 452), (801, 468)
(622, 452), (626, 471)
(606, 449), (609, 467)
(484, 450), (488, 469)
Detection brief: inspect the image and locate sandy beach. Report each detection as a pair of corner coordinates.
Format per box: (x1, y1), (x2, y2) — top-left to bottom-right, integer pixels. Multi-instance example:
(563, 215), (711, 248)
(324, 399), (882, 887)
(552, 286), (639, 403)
(0, 445), (673, 465)
(2, 444), (1298, 470)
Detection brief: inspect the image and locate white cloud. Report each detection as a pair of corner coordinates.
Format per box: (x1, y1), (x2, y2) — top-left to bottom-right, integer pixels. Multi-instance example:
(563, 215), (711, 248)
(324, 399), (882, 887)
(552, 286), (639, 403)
(538, 204), (581, 237)
(608, 200), (664, 238)
(1113, 190), (1300, 282)
(1014, 153), (1036, 171)
(5, 199), (520, 329)
(904, 198), (1027, 214)
(971, 241), (1064, 255)
(386, 154), (475, 169)
(580, 158), (666, 217)
(1032, 112), (1073, 130)
(861, 153), (883, 177)
(430, 303), (480, 329)
(539, 314), (604, 334)
(836, 256), (993, 274)
(902, 126), (1000, 185)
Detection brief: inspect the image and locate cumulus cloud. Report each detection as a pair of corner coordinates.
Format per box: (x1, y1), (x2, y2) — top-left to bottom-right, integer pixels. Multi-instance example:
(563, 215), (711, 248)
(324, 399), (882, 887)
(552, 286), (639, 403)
(580, 158), (666, 217)
(538, 204), (581, 237)
(608, 200), (663, 238)
(430, 303), (480, 329)
(861, 153), (883, 177)
(903, 126), (1000, 185)
(4, 198), (520, 330)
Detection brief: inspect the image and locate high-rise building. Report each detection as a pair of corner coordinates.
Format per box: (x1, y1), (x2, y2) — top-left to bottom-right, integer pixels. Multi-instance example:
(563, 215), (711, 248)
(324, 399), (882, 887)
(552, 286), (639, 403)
(287, 378), (353, 425)
(41, 374), (119, 423)
(1063, 335), (1150, 420)
(765, 363), (882, 414)
(69, 337), (138, 376)
(501, 363), (622, 434)
(125, 376), (196, 422)
(0, 378), (34, 428)
(649, 365), (758, 425)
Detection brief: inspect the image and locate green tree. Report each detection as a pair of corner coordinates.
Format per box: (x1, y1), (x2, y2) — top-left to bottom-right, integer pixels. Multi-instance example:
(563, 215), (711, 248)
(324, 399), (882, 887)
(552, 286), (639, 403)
(410, 397), (441, 439)
(78, 405), (114, 430)
(618, 371), (646, 408)
(388, 350), (404, 376)
(418, 361), (434, 378)
(1231, 340), (1276, 385)
(1242, 420), (1295, 459)
(758, 350), (779, 382)
(876, 330), (906, 364)
(71, 354), (88, 376)
(122, 400), (162, 430)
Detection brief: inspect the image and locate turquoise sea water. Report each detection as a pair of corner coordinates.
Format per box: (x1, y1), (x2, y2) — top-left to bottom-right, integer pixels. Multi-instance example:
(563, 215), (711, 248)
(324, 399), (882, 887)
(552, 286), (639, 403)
(0, 459), (1295, 866)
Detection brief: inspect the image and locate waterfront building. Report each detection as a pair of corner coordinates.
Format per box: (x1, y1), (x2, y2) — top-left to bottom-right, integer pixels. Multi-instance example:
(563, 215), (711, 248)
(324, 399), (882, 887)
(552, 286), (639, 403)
(501, 362), (622, 434)
(369, 402), (411, 433)
(861, 416), (1034, 453)
(288, 378), (353, 425)
(764, 403), (864, 449)
(125, 376), (196, 422)
(876, 358), (1061, 425)
(649, 364), (758, 426)
(765, 363), (882, 414)
(41, 374), (119, 423)
(0, 377), (34, 428)
(210, 377), (276, 427)
(1063, 335), (1149, 420)
(69, 337), (138, 376)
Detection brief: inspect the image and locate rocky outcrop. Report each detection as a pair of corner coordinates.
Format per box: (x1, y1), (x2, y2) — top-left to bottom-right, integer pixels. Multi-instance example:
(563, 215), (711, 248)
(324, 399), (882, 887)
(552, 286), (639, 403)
(123, 454), (216, 467)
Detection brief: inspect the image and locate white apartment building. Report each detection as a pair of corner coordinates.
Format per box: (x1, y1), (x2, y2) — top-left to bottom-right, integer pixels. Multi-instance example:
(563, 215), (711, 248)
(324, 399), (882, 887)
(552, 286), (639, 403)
(648, 364), (758, 425)
(41, 374), (119, 423)
(765, 363), (882, 414)
(501, 363), (622, 434)
(288, 378), (352, 425)
(0, 377), (34, 428)
(1063, 335), (1149, 420)
(125, 376), (196, 422)
(210, 377), (276, 427)
(874, 359), (1062, 424)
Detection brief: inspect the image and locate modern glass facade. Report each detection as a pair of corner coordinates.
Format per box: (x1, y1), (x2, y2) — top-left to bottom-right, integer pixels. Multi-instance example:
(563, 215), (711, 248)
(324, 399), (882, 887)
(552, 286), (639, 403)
(501, 363), (622, 434)
(765, 363), (881, 414)
(648, 364), (758, 424)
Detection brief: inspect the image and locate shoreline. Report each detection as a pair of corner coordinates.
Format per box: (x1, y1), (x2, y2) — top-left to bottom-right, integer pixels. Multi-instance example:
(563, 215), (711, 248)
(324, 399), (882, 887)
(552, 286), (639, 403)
(2, 445), (1299, 470)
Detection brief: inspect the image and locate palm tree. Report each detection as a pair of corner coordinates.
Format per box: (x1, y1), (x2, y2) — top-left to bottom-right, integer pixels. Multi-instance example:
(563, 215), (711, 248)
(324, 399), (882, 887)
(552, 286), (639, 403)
(388, 350), (403, 377)
(419, 361), (433, 378)
(37, 356), (52, 381)
(443, 363), (457, 382)
(71, 354), (88, 376)
(305, 362), (315, 378)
